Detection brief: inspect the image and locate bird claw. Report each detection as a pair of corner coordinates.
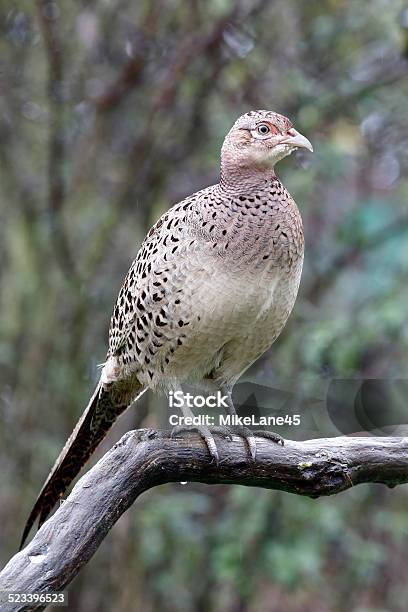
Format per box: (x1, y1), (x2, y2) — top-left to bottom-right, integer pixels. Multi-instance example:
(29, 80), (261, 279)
(252, 429), (284, 446)
(210, 426), (233, 441)
(171, 425), (225, 465)
(229, 426), (284, 460)
(170, 423), (284, 464)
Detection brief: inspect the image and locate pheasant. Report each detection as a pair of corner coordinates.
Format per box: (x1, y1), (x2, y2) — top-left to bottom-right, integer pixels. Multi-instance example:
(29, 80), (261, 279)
(21, 110), (312, 548)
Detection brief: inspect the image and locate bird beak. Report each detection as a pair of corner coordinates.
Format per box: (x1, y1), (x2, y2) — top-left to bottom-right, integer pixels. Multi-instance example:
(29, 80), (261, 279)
(281, 129), (313, 152)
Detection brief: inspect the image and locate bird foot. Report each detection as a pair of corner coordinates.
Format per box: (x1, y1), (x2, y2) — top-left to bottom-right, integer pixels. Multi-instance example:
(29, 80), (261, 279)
(253, 429), (284, 446)
(229, 426), (284, 460)
(171, 425), (231, 465)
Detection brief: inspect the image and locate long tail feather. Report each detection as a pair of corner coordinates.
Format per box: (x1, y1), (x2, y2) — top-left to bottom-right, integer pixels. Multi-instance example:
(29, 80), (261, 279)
(20, 382), (142, 549)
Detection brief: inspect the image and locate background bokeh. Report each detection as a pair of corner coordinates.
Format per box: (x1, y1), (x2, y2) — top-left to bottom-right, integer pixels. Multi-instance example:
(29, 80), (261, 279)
(1, 1), (408, 610)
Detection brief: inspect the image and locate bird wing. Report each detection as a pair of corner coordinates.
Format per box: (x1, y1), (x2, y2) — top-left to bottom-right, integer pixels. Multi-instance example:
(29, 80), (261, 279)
(107, 192), (206, 358)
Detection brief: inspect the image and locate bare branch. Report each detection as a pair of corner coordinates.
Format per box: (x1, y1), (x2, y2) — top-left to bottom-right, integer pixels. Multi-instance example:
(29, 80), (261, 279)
(0, 431), (407, 610)
(92, 53), (145, 114)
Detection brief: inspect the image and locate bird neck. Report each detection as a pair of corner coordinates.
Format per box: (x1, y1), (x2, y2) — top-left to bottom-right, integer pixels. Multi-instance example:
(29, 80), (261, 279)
(219, 163), (278, 194)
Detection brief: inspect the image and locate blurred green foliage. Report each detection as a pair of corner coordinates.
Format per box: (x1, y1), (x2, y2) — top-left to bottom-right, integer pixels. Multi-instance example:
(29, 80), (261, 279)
(1, 0), (408, 610)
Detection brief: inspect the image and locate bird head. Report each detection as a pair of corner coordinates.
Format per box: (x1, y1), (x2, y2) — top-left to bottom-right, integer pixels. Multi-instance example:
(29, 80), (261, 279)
(221, 110), (313, 184)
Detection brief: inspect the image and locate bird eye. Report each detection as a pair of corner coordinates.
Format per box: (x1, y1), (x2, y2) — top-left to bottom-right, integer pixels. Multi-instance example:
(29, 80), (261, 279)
(257, 124), (270, 135)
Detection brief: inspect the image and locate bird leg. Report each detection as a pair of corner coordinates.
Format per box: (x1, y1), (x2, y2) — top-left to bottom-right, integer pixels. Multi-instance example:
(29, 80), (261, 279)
(220, 385), (284, 460)
(170, 388), (231, 465)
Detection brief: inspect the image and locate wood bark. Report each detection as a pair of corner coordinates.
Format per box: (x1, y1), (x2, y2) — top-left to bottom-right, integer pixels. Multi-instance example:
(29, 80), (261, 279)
(0, 431), (407, 611)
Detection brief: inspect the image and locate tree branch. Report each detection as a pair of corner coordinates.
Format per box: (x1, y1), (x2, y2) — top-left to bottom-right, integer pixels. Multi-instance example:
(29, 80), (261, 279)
(1, 431), (407, 610)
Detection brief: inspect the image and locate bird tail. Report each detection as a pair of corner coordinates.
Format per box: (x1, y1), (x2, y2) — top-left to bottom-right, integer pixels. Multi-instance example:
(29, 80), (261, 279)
(20, 381), (144, 550)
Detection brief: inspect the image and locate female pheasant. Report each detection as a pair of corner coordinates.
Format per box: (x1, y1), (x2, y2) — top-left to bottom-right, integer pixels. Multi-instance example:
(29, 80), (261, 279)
(21, 110), (313, 547)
